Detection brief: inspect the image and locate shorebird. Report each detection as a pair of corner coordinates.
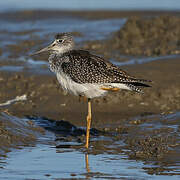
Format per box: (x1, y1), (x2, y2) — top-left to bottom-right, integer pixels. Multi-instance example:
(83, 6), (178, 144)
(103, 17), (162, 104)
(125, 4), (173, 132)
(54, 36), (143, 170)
(32, 33), (151, 149)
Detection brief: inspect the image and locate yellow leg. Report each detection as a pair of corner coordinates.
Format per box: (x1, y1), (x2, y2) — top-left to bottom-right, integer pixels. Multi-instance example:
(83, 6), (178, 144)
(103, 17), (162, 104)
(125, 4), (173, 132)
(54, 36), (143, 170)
(85, 98), (92, 149)
(85, 154), (90, 173)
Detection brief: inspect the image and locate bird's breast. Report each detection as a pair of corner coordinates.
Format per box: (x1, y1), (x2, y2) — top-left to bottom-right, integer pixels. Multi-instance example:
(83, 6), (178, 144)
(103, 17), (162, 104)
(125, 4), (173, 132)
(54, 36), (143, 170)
(55, 72), (107, 98)
(56, 71), (81, 96)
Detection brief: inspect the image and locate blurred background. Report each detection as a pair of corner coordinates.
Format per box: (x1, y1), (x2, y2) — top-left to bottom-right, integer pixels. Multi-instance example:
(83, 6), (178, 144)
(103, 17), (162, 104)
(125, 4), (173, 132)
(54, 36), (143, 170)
(1, 0), (180, 11)
(0, 1), (180, 179)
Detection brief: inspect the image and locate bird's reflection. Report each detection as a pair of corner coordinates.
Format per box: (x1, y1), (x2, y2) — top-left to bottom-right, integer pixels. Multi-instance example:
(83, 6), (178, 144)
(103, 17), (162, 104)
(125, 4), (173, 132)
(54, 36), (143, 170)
(85, 153), (91, 176)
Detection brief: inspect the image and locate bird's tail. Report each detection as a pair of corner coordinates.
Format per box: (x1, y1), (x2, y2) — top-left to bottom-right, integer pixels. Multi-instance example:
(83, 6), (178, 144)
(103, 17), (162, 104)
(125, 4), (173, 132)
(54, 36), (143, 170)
(125, 81), (151, 93)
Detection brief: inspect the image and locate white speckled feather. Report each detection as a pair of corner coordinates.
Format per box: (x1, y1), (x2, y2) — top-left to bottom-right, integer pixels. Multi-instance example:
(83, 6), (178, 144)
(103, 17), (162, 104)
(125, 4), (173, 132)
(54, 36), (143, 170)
(46, 33), (150, 97)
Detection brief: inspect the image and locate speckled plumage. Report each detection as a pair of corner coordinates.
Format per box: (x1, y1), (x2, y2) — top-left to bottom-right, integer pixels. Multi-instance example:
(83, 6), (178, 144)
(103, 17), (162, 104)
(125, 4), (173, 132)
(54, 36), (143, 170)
(35, 32), (151, 98)
(62, 50), (149, 83)
(33, 32), (151, 148)
(49, 49), (150, 96)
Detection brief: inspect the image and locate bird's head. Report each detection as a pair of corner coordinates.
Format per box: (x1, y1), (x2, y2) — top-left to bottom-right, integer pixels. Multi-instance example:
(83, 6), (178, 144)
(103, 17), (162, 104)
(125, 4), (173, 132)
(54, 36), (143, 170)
(32, 33), (74, 56)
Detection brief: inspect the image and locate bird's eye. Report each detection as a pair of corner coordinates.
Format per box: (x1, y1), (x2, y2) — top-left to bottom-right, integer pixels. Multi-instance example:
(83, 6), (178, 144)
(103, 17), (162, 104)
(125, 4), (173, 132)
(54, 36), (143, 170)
(57, 39), (63, 43)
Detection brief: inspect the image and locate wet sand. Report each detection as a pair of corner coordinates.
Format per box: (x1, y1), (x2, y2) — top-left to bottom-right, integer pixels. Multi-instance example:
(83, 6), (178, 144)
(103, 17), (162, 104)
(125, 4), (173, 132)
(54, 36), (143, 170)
(0, 10), (180, 178)
(0, 57), (180, 124)
(85, 16), (180, 57)
(0, 112), (44, 157)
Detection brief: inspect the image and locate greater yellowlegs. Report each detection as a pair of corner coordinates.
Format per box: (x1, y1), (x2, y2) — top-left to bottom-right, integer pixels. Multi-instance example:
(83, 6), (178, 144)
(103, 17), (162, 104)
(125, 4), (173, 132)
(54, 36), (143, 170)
(32, 33), (151, 149)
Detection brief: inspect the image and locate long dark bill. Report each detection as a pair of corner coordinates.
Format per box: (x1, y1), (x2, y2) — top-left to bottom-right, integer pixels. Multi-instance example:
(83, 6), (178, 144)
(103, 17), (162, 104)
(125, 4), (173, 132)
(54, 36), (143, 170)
(30, 42), (55, 56)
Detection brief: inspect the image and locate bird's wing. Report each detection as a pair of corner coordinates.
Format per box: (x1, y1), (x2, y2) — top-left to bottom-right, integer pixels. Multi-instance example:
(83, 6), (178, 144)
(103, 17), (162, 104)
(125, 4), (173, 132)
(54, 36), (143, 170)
(61, 50), (151, 84)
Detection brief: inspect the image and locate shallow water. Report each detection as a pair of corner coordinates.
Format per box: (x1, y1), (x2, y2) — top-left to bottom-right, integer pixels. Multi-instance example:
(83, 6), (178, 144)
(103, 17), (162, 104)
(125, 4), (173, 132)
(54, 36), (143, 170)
(0, 17), (126, 45)
(0, 15), (126, 62)
(0, 145), (175, 180)
(112, 54), (180, 66)
(0, 113), (180, 179)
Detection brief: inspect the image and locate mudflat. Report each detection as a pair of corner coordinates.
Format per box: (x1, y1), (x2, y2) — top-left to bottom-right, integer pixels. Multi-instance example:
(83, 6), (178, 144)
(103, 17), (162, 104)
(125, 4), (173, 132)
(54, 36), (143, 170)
(0, 10), (180, 177)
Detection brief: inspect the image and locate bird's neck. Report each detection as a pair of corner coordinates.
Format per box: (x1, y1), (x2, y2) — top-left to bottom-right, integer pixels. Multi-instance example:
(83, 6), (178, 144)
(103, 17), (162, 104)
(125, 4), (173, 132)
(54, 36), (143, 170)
(48, 49), (72, 63)
(53, 46), (74, 56)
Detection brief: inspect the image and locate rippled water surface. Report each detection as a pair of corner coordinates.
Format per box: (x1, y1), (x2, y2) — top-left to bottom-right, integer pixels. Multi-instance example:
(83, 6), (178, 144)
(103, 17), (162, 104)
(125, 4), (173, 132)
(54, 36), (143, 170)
(0, 112), (180, 179)
(0, 144), (152, 179)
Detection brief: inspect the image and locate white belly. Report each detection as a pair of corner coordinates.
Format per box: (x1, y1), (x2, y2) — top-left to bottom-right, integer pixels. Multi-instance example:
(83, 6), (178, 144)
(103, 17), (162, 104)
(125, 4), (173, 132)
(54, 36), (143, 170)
(56, 72), (131, 99)
(56, 72), (107, 98)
